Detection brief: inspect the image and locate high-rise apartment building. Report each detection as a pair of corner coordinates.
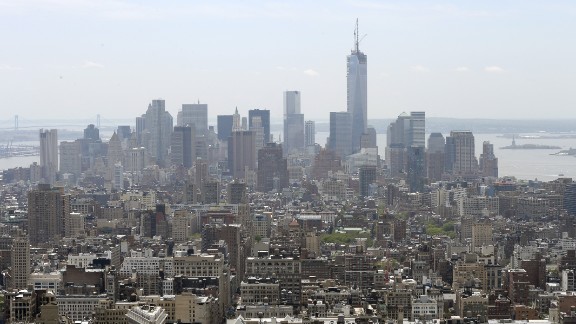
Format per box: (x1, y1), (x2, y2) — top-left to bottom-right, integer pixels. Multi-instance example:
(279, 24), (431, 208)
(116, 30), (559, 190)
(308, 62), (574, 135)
(140, 99), (173, 167)
(10, 236), (30, 290)
(445, 131), (477, 176)
(305, 120), (316, 147)
(472, 223), (493, 248)
(328, 112), (352, 158)
(27, 183), (70, 245)
(257, 143), (288, 193)
(228, 181), (247, 204)
(178, 103), (208, 135)
(248, 109), (270, 145)
(39, 129), (58, 184)
(228, 130), (256, 180)
(217, 115), (233, 141)
(347, 22), (368, 153)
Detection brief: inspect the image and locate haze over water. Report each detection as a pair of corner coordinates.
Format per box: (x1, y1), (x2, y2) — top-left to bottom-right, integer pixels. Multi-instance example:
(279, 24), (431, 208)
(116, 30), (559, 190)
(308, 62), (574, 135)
(3, 126), (576, 182)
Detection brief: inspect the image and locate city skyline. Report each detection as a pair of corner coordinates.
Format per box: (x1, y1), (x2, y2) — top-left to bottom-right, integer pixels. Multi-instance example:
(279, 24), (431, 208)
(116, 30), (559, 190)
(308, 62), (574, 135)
(1, 1), (576, 120)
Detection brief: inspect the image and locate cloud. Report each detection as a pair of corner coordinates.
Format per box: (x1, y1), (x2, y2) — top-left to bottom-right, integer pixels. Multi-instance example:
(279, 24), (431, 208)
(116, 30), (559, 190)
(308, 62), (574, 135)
(303, 69), (319, 77)
(484, 66), (504, 73)
(410, 65), (430, 73)
(455, 66), (470, 72)
(0, 64), (22, 70)
(82, 61), (104, 69)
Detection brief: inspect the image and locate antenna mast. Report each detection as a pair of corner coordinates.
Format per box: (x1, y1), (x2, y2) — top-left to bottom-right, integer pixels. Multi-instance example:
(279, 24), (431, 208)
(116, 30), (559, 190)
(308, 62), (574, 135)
(354, 18), (359, 53)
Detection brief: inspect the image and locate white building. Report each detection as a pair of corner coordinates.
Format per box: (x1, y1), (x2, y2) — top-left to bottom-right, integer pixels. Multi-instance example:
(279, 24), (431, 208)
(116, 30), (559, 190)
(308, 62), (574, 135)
(412, 295), (439, 320)
(56, 295), (108, 322)
(126, 304), (168, 324)
(28, 272), (62, 292)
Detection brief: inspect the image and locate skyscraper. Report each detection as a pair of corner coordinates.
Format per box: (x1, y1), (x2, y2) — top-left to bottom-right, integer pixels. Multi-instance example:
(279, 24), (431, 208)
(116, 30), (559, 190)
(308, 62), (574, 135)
(347, 21), (368, 153)
(409, 112), (426, 147)
(328, 112), (352, 158)
(39, 129), (58, 184)
(107, 132), (123, 166)
(283, 91), (305, 155)
(232, 108), (242, 131)
(28, 183), (70, 245)
(445, 131), (477, 176)
(479, 141), (498, 178)
(10, 236), (30, 290)
(284, 91), (301, 115)
(171, 126), (196, 168)
(305, 120), (316, 147)
(217, 115), (233, 141)
(427, 133), (445, 182)
(385, 112), (426, 179)
(257, 143), (288, 192)
(228, 130), (256, 179)
(59, 141), (81, 177)
(407, 146), (426, 193)
(178, 103), (208, 135)
(359, 166), (377, 198)
(248, 109), (270, 145)
(83, 124), (100, 141)
(141, 99), (173, 167)
(249, 115), (265, 154)
(284, 114), (304, 155)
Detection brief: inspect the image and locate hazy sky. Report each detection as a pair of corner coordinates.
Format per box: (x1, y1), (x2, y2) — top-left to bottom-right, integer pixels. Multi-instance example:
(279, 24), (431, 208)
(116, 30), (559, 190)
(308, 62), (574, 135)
(1, 0), (576, 122)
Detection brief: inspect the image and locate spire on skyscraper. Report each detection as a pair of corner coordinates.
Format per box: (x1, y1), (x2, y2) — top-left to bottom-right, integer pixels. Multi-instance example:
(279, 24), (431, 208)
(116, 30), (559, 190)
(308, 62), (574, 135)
(353, 18), (366, 54)
(347, 19), (368, 154)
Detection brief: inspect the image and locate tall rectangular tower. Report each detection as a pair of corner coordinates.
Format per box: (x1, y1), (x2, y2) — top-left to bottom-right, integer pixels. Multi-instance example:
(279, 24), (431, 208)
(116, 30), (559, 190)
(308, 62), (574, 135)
(248, 109), (270, 145)
(178, 103), (208, 135)
(257, 143), (288, 192)
(284, 114), (304, 155)
(347, 21), (368, 153)
(39, 128), (58, 184)
(142, 99), (173, 167)
(328, 112), (353, 158)
(59, 141), (81, 177)
(217, 115), (233, 141)
(284, 91), (301, 116)
(305, 120), (316, 147)
(171, 126), (196, 168)
(27, 184), (70, 245)
(446, 131), (477, 176)
(229, 130), (256, 179)
(283, 91), (304, 155)
(10, 236), (30, 290)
